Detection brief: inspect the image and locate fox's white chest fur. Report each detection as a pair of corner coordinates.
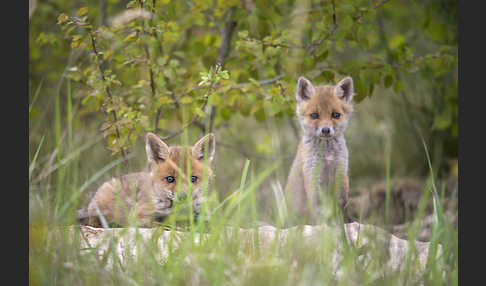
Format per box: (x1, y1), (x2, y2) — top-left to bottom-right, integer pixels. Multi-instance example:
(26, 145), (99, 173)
(302, 135), (348, 190)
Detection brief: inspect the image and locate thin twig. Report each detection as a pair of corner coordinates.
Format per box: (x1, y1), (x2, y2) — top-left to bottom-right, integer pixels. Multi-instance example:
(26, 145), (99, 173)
(153, 2), (182, 133)
(158, 95), (208, 141)
(244, 0), (390, 53)
(208, 107), (216, 134)
(354, 0), (392, 22)
(209, 7), (237, 135)
(288, 117), (300, 140)
(242, 0), (337, 54)
(89, 31), (128, 160)
(159, 65), (220, 140)
(312, 50), (454, 74)
(99, 0), (107, 26)
(185, 73), (285, 95)
(137, 0), (159, 132)
(160, 6), (237, 140)
(216, 7), (237, 67)
(234, 74), (285, 89)
(185, 0), (221, 32)
(375, 0), (391, 8)
(308, 0), (337, 55)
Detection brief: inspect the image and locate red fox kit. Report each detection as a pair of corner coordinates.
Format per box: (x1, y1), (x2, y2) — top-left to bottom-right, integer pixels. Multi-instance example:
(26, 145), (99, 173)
(285, 76), (354, 223)
(77, 133), (216, 227)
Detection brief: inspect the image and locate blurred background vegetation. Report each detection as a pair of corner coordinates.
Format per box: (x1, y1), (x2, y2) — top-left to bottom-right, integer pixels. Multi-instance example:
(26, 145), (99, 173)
(29, 0), (457, 223)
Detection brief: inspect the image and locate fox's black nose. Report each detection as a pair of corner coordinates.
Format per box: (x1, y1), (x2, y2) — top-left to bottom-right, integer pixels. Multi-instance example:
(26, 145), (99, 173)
(321, 127), (330, 135)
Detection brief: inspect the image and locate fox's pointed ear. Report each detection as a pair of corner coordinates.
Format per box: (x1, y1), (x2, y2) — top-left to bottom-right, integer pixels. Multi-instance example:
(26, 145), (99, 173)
(146, 133), (169, 164)
(192, 133), (216, 162)
(296, 76), (315, 102)
(335, 77), (354, 102)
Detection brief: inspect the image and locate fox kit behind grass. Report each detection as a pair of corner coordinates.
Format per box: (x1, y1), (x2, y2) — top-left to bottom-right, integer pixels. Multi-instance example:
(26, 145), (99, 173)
(285, 76), (354, 223)
(77, 133), (216, 227)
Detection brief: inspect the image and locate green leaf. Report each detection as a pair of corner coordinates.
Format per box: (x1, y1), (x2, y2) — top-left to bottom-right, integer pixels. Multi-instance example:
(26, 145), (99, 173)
(57, 13), (68, 24)
(354, 78), (367, 102)
(123, 34), (136, 42)
(432, 114), (451, 130)
(393, 80), (403, 93)
(77, 7), (89, 16)
(238, 30), (249, 39)
(320, 71), (335, 82)
(220, 107), (232, 120)
(209, 93), (222, 106)
(179, 96), (193, 104)
(384, 74), (394, 88)
(72, 35), (82, 42)
(316, 49), (329, 62)
(389, 34), (405, 50)
(254, 106), (266, 122)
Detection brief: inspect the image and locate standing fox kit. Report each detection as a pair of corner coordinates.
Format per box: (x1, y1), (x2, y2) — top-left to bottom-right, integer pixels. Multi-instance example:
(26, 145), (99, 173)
(285, 76), (354, 222)
(78, 133), (216, 227)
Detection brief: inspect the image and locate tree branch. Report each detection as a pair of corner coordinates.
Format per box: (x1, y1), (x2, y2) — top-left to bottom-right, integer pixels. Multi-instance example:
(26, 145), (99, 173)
(216, 7), (237, 67)
(136, 0), (160, 132)
(231, 74), (285, 90)
(354, 0), (392, 22)
(243, 0), (391, 54)
(159, 5), (237, 140)
(89, 32), (128, 160)
(209, 7), (237, 135)
(159, 72), (217, 140)
(99, 0), (107, 26)
(375, 0), (391, 9)
(308, 0), (337, 55)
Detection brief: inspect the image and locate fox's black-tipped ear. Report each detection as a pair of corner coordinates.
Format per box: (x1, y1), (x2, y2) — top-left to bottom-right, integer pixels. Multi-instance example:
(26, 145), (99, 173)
(296, 76), (315, 103)
(335, 77), (354, 102)
(192, 133), (216, 162)
(146, 133), (169, 164)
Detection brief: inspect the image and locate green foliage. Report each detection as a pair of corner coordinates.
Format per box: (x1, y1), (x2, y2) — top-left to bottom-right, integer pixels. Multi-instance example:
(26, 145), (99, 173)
(30, 0), (457, 163)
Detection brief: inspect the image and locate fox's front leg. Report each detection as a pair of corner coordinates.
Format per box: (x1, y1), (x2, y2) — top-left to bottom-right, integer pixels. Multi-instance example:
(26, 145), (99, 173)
(302, 166), (319, 221)
(132, 204), (153, 227)
(340, 174), (351, 222)
(134, 201), (158, 227)
(137, 197), (173, 227)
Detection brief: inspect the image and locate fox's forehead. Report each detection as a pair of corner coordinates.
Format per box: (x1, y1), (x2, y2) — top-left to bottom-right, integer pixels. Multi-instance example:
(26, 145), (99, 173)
(167, 146), (192, 162)
(155, 146), (207, 176)
(303, 85), (344, 112)
(307, 85), (341, 109)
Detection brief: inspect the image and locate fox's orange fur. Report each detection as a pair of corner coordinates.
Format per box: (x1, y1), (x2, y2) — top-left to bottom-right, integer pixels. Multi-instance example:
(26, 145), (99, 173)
(285, 76), (354, 223)
(78, 133), (215, 227)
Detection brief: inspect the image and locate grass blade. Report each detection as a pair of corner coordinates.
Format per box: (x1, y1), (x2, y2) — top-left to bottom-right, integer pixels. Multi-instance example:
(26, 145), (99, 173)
(29, 135), (45, 182)
(58, 154), (134, 218)
(29, 78), (44, 115)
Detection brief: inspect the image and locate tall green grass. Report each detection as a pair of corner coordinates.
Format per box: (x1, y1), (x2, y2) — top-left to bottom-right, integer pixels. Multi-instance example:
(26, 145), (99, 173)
(29, 82), (457, 286)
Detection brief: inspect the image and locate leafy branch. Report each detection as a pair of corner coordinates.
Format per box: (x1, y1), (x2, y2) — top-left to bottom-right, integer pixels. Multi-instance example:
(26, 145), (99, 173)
(159, 65), (228, 140)
(58, 9), (129, 160)
(308, 0), (337, 55)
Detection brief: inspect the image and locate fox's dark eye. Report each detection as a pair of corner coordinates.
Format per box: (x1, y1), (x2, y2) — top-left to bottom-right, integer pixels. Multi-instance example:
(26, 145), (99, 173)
(310, 113), (319, 119)
(191, 176), (198, 183)
(331, 112), (340, 119)
(165, 176), (175, 183)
